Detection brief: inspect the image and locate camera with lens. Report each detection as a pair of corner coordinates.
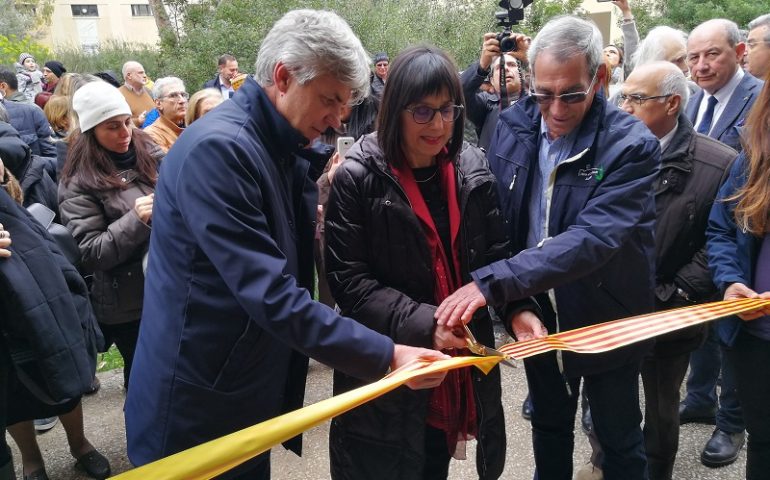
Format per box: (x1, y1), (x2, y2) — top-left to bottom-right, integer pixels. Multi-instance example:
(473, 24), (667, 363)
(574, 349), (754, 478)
(495, 0), (532, 52)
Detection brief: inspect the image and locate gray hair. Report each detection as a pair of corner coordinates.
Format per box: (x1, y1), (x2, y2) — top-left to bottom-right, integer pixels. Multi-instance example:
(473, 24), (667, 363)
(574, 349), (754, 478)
(632, 26), (688, 68)
(152, 77), (185, 99)
(254, 9), (371, 104)
(748, 14), (770, 42)
(692, 19), (742, 47)
(658, 67), (690, 115)
(121, 61), (142, 79)
(528, 16), (604, 80)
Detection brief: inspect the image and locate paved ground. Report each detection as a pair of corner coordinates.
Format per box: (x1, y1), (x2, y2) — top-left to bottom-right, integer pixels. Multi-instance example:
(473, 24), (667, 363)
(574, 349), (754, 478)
(8, 356), (745, 480)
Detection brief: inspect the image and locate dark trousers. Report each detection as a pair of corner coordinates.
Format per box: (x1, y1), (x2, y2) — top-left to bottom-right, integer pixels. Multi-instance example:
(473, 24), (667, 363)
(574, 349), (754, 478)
(100, 320), (141, 390)
(641, 351), (690, 480)
(724, 329), (770, 480)
(684, 326), (744, 433)
(525, 351), (647, 480)
(423, 425), (451, 480)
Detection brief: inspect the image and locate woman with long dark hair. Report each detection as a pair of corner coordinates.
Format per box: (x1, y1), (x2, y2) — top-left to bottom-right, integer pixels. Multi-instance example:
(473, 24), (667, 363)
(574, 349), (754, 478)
(324, 45), (509, 479)
(59, 81), (163, 391)
(706, 70), (770, 480)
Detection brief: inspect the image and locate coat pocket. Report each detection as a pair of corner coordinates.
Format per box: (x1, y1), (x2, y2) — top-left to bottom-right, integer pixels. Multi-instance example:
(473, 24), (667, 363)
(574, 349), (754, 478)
(91, 261), (144, 323)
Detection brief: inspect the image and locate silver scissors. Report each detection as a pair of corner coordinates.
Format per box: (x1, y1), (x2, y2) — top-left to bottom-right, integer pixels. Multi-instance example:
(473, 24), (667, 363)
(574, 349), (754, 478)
(462, 324), (516, 368)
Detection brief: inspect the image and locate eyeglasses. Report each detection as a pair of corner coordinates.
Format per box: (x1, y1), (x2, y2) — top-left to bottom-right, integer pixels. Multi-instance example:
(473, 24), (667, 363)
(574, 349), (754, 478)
(405, 104), (464, 124)
(162, 91), (189, 100)
(530, 71), (598, 105)
(747, 40), (770, 50)
(619, 93), (673, 106)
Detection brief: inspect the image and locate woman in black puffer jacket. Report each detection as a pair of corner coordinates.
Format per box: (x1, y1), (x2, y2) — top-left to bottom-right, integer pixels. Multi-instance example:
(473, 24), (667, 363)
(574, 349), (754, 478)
(324, 45), (512, 480)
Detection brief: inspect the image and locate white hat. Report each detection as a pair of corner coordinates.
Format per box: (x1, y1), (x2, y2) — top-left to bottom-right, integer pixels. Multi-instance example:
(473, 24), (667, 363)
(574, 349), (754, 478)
(73, 81), (132, 133)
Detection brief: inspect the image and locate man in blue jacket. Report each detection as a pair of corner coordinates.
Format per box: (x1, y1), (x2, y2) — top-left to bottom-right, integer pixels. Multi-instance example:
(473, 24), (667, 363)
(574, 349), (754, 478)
(437, 16), (660, 480)
(124, 10), (449, 480)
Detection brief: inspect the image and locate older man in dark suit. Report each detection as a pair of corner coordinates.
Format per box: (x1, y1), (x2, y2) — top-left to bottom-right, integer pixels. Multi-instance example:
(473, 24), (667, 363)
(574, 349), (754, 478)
(681, 17), (764, 469)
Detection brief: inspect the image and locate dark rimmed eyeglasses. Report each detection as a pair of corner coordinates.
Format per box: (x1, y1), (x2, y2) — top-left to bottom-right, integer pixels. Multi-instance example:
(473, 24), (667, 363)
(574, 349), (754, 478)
(619, 93), (673, 106)
(405, 104), (464, 124)
(529, 71), (599, 105)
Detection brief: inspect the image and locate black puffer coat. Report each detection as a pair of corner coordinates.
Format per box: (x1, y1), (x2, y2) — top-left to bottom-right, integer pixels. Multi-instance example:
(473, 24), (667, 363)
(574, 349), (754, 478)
(324, 134), (511, 480)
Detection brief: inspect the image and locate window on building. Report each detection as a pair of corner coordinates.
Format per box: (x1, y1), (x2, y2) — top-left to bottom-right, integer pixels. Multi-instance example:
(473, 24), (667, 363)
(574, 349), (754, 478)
(71, 4), (98, 16)
(131, 4), (152, 16)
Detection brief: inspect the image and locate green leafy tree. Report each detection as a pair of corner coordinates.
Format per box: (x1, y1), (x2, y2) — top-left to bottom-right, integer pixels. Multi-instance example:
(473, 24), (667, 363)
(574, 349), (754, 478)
(0, 34), (50, 68)
(655, 0), (769, 32)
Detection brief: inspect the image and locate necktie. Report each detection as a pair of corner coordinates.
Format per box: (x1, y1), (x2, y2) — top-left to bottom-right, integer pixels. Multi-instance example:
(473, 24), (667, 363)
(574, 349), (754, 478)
(697, 96), (718, 135)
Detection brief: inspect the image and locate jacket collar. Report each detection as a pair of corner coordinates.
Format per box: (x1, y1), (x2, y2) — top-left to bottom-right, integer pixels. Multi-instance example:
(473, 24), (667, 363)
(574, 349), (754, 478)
(235, 76), (309, 157)
(660, 114), (695, 169)
(351, 133), (490, 183)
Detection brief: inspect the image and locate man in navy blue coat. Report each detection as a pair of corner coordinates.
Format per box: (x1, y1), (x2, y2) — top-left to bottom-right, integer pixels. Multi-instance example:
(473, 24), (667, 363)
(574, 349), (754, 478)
(437, 16), (660, 480)
(124, 10), (448, 479)
(681, 18), (764, 468)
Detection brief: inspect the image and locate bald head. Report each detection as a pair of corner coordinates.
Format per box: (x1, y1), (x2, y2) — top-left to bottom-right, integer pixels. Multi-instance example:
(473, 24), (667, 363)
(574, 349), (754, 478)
(122, 61), (147, 90)
(687, 19), (744, 94)
(622, 61), (688, 138)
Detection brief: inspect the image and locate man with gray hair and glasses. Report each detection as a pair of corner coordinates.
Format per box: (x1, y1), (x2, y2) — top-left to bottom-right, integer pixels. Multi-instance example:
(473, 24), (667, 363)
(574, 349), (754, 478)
(746, 14), (770, 79)
(436, 15), (660, 480)
(618, 61), (736, 480)
(125, 9), (448, 479)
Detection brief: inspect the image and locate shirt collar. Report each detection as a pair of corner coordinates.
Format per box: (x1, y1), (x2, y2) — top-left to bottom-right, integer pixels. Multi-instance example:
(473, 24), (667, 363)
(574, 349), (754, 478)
(658, 121), (678, 153)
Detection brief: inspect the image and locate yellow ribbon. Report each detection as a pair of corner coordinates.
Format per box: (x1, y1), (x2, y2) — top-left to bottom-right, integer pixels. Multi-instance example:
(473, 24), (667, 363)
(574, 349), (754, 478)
(111, 299), (770, 479)
(110, 356), (501, 480)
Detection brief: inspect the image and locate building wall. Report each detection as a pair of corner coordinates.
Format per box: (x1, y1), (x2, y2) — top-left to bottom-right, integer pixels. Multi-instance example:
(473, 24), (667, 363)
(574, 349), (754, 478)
(581, 1), (623, 46)
(38, 1), (159, 52)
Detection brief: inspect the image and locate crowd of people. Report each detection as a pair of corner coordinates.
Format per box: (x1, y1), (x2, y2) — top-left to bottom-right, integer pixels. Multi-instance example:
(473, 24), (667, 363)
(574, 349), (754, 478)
(1, 2), (770, 480)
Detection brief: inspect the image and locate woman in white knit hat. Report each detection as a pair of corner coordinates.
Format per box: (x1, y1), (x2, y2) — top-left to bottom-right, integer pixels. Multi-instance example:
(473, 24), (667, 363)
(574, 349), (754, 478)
(58, 81), (164, 393)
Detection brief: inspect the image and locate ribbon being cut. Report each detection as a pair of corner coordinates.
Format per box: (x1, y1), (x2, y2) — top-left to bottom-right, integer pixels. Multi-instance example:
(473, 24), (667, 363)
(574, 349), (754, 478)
(111, 298), (770, 480)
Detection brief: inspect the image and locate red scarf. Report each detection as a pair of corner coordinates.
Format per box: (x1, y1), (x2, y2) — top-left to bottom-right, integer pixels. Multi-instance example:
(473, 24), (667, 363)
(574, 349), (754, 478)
(390, 151), (477, 456)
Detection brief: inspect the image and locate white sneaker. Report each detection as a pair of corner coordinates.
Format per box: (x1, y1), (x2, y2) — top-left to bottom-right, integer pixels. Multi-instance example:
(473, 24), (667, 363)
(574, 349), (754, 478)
(574, 462), (603, 480)
(33, 417), (58, 432)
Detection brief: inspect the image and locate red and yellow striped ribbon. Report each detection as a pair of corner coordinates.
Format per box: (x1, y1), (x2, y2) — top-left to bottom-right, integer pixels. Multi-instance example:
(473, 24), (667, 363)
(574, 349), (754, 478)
(499, 298), (769, 359)
(110, 298), (769, 480)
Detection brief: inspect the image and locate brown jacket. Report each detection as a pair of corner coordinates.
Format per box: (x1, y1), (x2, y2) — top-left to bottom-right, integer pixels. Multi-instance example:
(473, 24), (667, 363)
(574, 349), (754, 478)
(144, 115), (183, 153)
(58, 166), (156, 324)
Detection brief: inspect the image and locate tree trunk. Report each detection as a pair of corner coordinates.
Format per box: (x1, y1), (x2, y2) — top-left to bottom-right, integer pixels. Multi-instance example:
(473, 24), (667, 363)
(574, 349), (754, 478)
(148, 0), (176, 45)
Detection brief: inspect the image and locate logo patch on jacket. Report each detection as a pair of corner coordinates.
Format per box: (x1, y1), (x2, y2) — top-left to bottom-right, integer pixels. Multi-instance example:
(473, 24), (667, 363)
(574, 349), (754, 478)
(577, 165), (604, 181)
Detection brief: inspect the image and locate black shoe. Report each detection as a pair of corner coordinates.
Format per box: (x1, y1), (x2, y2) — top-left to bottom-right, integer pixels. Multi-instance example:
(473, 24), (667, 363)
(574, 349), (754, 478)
(521, 394), (533, 421)
(74, 450), (111, 479)
(679, 402), (716, 425)
(700, 429), (745, 468)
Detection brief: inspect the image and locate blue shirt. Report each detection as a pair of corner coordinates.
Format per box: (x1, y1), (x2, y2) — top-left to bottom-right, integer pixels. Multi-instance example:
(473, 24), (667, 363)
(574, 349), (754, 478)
(526, 121), (578, 249)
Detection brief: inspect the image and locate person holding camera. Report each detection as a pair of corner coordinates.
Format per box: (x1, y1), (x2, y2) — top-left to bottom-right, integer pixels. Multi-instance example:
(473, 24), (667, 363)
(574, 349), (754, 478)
(461, 32), (529, 151)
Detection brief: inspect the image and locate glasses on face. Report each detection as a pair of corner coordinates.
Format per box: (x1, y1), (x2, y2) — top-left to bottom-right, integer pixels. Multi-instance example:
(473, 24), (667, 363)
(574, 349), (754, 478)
(405, 104), (464, 124)
(619, 93), (673, 106)
(163, 91), (189, 100)
(747, 40), (770, 50)
(530, 71), (598, 105)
